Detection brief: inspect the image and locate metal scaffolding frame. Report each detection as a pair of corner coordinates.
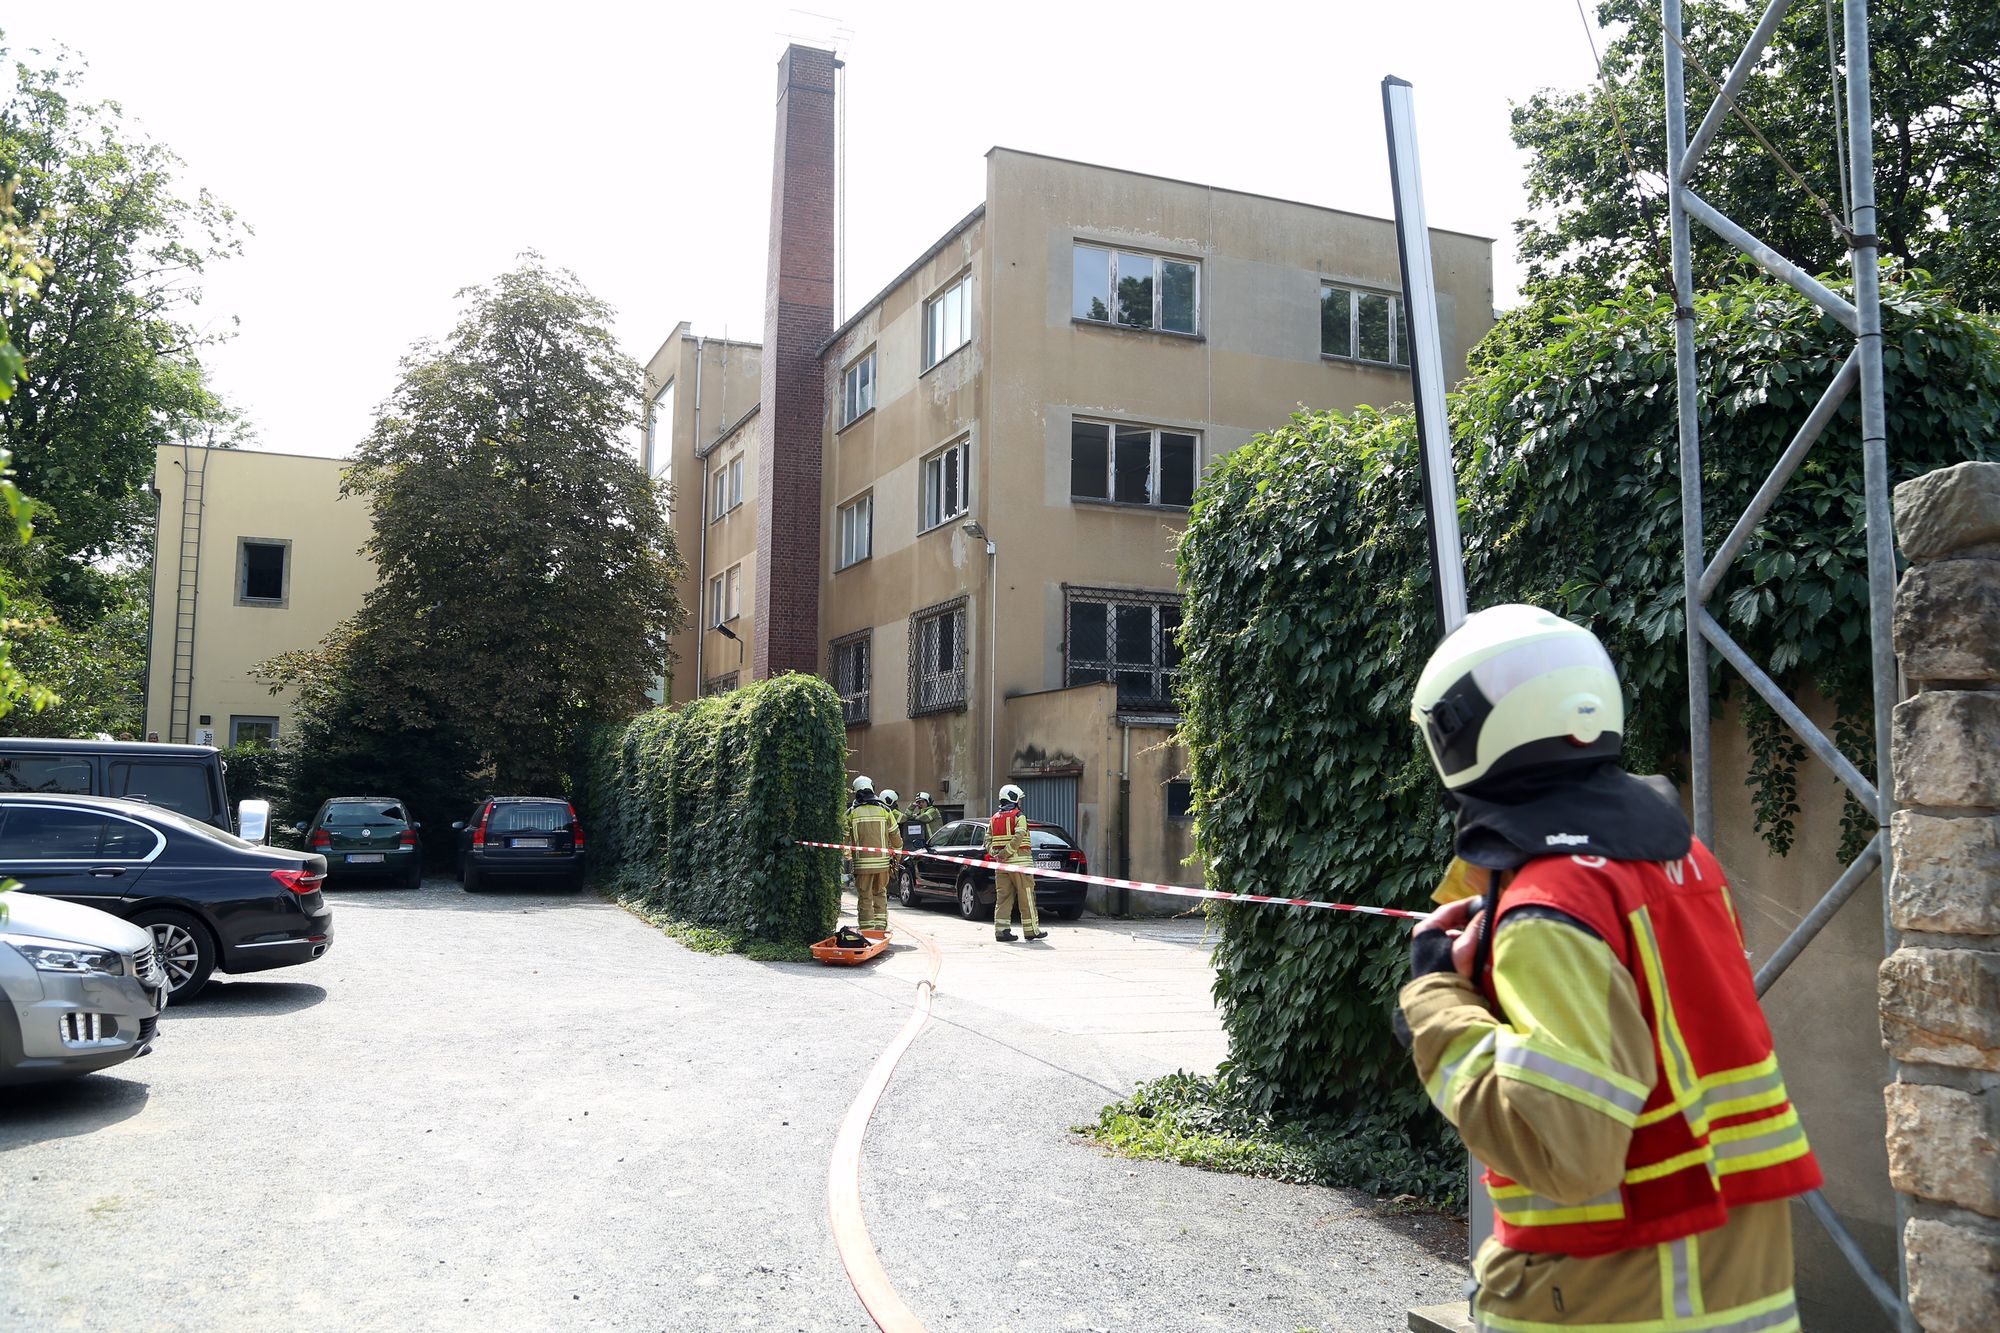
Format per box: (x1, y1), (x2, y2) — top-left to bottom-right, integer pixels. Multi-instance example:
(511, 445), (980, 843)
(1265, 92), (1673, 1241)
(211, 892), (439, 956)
(1662, 0), (1908, 1323)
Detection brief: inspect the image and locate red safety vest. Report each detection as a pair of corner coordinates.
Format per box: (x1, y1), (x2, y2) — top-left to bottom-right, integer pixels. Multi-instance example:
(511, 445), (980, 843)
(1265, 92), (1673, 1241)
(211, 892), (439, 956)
(1479, 839), (1822, 1257)
(988, 808), (1031, 865)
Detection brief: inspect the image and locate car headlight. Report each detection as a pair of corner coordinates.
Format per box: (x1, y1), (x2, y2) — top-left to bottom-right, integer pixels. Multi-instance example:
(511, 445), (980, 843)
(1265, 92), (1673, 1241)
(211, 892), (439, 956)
(1, 935), (126, 976)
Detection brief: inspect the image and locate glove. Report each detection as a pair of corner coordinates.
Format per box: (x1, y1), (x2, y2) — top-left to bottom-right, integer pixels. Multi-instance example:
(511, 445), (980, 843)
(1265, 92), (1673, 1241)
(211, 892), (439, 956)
(1409, 928), (1456, 978)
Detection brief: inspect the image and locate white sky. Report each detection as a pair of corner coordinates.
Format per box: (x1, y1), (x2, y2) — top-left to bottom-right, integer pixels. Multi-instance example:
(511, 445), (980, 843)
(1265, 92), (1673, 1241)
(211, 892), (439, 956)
(10, 0), (1606, 459)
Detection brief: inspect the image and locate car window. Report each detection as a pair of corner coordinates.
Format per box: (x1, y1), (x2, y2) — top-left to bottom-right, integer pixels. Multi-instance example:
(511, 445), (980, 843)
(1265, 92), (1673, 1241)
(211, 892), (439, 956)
(326, 802), (405, 825)
(1029, 829), (1073, 849)
(108, 761), (215, 821)
(0, 805), (156, 860)
(135, 801), (256, 850)
(488, 803), (570, 834)
(0, 755), (92, 794)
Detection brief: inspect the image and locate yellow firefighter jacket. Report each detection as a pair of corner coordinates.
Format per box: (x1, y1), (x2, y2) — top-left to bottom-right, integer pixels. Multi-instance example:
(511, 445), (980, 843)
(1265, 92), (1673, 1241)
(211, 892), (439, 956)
(845, 801), (900, 873)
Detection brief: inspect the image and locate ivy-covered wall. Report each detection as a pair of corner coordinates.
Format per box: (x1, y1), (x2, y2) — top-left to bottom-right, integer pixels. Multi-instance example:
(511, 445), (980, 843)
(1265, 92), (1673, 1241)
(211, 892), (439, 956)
(1179, 277), (2000, 1154)
(577, 673), (846, 949)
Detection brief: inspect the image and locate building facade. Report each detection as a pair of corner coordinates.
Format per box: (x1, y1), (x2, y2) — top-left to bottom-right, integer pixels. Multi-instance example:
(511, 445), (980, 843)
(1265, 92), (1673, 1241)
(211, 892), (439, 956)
(642, 55), (1494, 899)
(142, 447), (376, 746)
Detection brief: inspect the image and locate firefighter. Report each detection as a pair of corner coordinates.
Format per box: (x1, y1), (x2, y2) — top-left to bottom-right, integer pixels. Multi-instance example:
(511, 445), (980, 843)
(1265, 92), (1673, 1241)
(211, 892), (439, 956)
(845, 776), (899, 933)
(908, 791), (944, 849)
(1400, 604), (1819, 1329)
(881, 789), (902, 822)
(985, 783), (1044, 942)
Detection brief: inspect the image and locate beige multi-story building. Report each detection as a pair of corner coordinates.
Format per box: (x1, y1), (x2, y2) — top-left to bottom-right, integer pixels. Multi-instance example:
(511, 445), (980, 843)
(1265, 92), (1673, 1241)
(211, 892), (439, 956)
(643, 55), (1494, 898)
(142, 446), (376, 746)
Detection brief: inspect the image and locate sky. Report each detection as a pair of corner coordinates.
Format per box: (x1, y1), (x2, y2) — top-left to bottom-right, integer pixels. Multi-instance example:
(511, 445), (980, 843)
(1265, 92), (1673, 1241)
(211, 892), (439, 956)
(8, 0), (1608, 460)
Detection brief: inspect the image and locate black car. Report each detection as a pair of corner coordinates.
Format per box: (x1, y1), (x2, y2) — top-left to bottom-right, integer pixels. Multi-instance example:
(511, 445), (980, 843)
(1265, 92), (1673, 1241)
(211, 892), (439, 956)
(897, 819), (1089, 921)
(453, 797), (586, 891)
(0, 793), (333, 1000)
(302, 796), (424, 887)
(0, 736), (242, 833)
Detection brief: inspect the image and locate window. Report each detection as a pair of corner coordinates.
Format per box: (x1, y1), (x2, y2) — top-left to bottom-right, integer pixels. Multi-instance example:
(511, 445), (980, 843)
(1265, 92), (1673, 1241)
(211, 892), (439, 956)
(230, 716), (279, 748)
(0, 755), (91, 794)
(1073, 244), (1199, 334)
(832, 632), (871, 726)
(909, 598), (968, 715)
(1166, 780), (1194, 820)
(647, 379), (675, 476)
(1065, 588), (1183, 709)
(1069, 421), (1198, 508)
(108, 761), (217, 821)
(488, 802), (574, 834)
(841, 352), (875, 426)
(922, 273), (972, 370)
(1321, 284), (1411, 367)
(920, 437), (970, 532)
(709, 564), (742, 626)
(710, 455), (744, 520)
(0, 806), (156, 861)
(836, 493), (873, 570)
(702, 673), (739, 696)
(238, 538), (289, 605)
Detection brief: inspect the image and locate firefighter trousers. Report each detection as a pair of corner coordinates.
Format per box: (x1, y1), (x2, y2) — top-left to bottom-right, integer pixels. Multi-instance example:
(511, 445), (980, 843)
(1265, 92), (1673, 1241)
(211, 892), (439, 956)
(854, 869), (890, 932)
(994, 867), (1038, 937)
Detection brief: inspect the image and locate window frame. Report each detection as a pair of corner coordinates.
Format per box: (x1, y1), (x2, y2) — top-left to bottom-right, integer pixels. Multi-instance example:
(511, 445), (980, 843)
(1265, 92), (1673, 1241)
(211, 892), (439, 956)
(831, 630), (872, 727)
(1072, 242), (1202, 336)
(1068, 418), (1201, 510)
(1063, 585), (1185, 712)
(835, 492), (874, 572)
(647, 378), (675, 477)
(918, 435), (972, 534)
(710, 454), (744, 522)
(236, 537), (291, 607)
(701, 672), (739, 696)
(1165, 779), (1194, 820)
(1320, 282), (1411, 368)
(921, 271), (973, 373)
(839, 350), (876, 429)
(229, 715), (280, 748)
(708, 565), (742, 628)
(0, 801), (167, 864)
(908, 596), (969, 717)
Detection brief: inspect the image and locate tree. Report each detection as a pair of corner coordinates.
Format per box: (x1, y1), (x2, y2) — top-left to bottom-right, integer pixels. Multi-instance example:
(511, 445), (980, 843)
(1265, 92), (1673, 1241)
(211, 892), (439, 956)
(1512, 0), (2000, 309)
(342, 256), (686, 791)
(0, 172), (51, 724)
(0, 38), (247, 616)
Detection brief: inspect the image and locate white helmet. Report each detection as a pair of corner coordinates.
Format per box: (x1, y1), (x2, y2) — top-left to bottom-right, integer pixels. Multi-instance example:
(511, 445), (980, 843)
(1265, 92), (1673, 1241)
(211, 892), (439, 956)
(1410, 604), (1623, 793)
(998, 783), (1024, 804)
(852, 775), (875, 796)
(915, 791), (932, 804)
(880, 789), (899, 807)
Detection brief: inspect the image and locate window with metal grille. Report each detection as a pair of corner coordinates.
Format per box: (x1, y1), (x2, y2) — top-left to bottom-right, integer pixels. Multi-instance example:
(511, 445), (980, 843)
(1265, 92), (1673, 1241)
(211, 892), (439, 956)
(909, 598), (968, 715)
(1065, 587), (1183, 709)
(832, 632), (870, 725)
(701, 672), (739, 696)
(1320, 284), (1410, 367)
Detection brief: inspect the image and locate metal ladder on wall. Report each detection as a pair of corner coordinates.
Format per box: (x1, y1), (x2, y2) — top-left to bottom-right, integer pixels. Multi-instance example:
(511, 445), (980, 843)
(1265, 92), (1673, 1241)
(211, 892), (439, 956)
(167, 448), (209, 744)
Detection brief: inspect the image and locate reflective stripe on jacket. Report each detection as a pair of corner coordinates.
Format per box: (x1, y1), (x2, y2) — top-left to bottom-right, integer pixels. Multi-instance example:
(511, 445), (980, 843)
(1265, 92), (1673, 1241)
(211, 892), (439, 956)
(986, 807), (1031, 865)
(845, 802), (900, 872)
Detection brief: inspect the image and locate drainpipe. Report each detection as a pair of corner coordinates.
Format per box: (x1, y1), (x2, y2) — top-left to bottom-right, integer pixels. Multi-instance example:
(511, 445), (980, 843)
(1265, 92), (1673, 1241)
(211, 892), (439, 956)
(1117, 722), (1132, 915)
(141, 470), (162, 737)
(691, 339), (708, 697)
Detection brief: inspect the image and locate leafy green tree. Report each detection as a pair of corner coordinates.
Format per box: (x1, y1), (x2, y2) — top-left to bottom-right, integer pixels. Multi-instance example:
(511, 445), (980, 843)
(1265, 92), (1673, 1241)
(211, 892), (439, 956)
(0, 172), (50, 725)
(1512, 0), (2000, 308)
(1, 566), (147, 737)
(0, 38), (247, 616)
(342, 256), (686, 792)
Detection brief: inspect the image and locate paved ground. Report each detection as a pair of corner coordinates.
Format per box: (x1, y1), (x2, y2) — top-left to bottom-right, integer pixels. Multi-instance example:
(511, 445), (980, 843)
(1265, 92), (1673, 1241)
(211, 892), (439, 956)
(0, 877), (1465, 1331)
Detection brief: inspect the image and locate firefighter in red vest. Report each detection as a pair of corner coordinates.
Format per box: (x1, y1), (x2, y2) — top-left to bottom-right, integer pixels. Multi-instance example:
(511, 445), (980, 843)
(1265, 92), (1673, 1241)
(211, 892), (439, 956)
(1400, 605), (1820, 1329)
(987, 783), (1044, 942)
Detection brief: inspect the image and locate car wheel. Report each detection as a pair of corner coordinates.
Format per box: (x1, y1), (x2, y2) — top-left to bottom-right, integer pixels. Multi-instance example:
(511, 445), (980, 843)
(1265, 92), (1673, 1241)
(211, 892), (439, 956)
(958, 874), (989, 922)
(464, 863), (483, 893)
(453, 856), (464, 883)
(1055, 904), (1086, 921)
(134, 909), (216, 1001)
(404, 861), (425, 889)
(898, 866), (920, 908)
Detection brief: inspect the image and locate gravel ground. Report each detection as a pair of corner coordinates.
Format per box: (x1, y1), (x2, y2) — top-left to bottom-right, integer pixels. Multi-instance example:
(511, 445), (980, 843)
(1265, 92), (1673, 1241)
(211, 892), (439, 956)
(0, 877), (1465, 1331)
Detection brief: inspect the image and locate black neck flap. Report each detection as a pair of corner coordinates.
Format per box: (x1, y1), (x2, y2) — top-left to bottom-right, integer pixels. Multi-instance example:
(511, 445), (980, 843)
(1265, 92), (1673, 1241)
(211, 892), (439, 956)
(1451, 762), (1692, 870)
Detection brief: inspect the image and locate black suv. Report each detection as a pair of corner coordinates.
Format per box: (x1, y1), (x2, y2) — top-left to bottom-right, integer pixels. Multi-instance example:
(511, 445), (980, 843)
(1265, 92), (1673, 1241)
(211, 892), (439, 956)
(0, 737), (240, 833)
(453, 797), (586, 891)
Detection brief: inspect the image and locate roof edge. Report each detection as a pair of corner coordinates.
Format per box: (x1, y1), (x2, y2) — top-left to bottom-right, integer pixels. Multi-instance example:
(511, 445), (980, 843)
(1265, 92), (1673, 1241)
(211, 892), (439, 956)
(819, 203), (988, 357)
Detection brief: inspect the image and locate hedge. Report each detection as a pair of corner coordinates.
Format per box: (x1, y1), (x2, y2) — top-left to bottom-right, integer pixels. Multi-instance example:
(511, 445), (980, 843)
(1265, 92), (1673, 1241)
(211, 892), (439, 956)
(576, 673), (846, 951)
(1176, 275), (2000, 1197)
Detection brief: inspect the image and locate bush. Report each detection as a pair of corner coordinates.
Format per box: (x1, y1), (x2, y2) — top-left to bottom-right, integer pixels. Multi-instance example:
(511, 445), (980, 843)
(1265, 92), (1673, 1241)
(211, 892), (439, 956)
(219, 741), (284, 802)
(1176, 275), (2000, 1200)
(578, 674), (846, 954)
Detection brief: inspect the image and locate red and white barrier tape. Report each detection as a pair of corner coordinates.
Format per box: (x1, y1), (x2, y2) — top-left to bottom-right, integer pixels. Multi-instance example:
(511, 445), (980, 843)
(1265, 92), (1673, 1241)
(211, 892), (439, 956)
(797, 841), (1422, 921)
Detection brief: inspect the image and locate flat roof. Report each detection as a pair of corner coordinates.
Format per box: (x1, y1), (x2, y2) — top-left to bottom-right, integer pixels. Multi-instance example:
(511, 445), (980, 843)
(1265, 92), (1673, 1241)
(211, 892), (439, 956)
(159, 445), (353, 464)
(985, 146), (1497, 244)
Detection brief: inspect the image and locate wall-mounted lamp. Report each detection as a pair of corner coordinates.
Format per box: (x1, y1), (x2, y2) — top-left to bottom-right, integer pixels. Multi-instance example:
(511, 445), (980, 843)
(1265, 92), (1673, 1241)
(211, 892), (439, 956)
(714, 621), (746, 670)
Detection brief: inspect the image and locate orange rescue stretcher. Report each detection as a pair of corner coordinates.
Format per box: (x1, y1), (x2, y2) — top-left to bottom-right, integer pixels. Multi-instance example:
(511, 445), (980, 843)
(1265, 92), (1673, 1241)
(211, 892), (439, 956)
(811, 927), (891, 965)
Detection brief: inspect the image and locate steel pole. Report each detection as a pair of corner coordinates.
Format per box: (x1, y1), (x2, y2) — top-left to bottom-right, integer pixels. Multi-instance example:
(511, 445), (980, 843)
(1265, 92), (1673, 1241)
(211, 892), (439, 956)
(1663, 0), (1712, 846)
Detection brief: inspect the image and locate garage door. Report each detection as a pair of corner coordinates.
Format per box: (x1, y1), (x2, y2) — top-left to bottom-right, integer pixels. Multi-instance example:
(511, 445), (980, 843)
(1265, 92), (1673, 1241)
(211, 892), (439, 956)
(1018, 775), (1079, 839)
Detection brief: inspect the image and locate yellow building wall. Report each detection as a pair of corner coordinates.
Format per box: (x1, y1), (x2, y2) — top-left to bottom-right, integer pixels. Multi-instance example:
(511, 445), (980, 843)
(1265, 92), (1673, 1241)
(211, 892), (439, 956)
(144, 447), (376, 744)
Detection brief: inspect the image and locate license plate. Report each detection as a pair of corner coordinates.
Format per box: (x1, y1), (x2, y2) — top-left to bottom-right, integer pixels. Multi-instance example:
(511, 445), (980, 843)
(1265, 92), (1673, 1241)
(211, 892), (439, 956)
(1035, 856), (1062, 867)
(346, 854), (385, 864)
(511, 837), (550, 849)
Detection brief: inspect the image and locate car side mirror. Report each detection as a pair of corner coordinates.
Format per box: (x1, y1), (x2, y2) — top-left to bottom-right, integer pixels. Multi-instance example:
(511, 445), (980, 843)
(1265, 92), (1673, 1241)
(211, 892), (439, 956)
(237, 799), (271, 845)
(451, 821), (465, 831)
(411, 820), (423, 830)
(289, 822), (307, 834)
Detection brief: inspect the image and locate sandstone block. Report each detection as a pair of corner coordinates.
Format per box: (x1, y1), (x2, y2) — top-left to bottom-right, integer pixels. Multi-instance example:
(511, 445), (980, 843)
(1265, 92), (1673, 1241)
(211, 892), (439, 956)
(1885, 1082), (2000, 1216)
(1893, 693), (2000, 809)
(1897, 460), (2000, 563)
(1879, 948), (2000, 1071)
(1905, 1217), (2000, 1333)
(1892, 811), (2000, 936)
(1896, 560), (2000, 681)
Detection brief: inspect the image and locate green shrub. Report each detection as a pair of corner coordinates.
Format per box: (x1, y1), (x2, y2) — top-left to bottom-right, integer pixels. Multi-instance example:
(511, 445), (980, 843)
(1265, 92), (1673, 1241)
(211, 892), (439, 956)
(578, 674), (845, 952)
(1177, 276), (2000, 1195)
(218, 741), (285, 802)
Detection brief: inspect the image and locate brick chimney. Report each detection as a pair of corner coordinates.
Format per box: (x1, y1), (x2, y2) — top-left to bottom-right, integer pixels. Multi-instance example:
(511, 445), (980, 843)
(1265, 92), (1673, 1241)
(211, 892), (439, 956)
(752, 44), (838, 680)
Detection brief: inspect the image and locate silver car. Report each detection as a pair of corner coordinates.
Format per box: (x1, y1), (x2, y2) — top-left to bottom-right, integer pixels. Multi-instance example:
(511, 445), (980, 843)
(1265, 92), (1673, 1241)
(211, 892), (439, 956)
(0, 890), (166, 1086)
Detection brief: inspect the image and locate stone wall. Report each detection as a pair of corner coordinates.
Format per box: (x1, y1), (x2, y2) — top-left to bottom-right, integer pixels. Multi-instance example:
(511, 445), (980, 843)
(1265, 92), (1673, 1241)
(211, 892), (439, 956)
(1881, 460), (2000, 1330)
